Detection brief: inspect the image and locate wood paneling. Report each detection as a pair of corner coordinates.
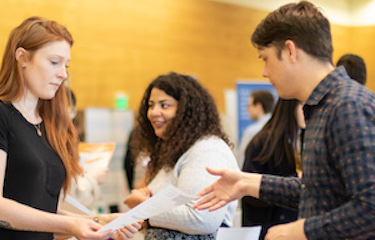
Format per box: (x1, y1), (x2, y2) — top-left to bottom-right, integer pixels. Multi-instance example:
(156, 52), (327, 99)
(348, 26), (375, 91)
(0, 0), (373, 113)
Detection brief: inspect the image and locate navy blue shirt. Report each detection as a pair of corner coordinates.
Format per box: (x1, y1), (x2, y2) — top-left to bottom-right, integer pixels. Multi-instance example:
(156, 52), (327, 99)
(260, 67), (375, 239)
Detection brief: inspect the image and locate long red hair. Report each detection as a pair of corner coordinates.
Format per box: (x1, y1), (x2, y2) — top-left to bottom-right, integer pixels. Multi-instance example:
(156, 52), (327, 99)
(0, 16), (82, 194)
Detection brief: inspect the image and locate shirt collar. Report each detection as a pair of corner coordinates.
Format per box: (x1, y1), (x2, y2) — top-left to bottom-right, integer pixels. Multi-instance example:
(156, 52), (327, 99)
(305, 66), (349, 107)
(260, 113), (272, 123)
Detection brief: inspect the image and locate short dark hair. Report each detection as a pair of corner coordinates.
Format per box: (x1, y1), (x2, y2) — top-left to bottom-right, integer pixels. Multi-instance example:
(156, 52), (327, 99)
(251, 90), (275, 114)
(336, 54), (367, 85)
(251, 1), (333, 64)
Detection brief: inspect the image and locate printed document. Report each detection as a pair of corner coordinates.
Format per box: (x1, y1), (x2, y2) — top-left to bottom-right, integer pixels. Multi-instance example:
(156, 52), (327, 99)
(60, 195), (94, 216)
(99, 185), (196, 232)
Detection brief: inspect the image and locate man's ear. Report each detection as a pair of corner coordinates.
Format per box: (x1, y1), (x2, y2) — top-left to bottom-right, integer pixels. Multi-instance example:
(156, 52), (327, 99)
(284, 40), (298, 63)
(15, 47), (28, 67)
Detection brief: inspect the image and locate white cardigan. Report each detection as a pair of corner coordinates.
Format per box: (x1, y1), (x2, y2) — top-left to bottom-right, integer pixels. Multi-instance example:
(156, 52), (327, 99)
(148, 135), (239, 235)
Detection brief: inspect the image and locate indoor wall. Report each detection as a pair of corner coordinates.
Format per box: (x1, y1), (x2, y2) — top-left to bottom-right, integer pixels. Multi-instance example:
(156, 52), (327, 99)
(0, 0), (372, 113)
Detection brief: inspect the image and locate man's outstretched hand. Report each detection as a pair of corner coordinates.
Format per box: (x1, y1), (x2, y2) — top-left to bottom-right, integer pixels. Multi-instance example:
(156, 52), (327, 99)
(193, 167), (256, 211)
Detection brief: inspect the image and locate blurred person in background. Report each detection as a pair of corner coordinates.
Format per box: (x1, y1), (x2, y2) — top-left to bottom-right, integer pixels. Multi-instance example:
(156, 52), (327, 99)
(237, 90), (274, 168)
(66, 88), (109, 208)
(336, 53), (367, 85)
(242, 99), (305, 239)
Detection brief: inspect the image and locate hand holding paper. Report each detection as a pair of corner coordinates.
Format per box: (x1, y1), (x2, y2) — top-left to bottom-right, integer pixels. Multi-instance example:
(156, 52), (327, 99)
(124, 187), (152, 209)
(99, 185), (196, 232)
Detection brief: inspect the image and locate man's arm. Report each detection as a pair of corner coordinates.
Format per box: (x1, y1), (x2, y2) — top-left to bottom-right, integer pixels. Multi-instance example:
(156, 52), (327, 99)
(194, 167), (302, 211)
(194, 167), (262, 211)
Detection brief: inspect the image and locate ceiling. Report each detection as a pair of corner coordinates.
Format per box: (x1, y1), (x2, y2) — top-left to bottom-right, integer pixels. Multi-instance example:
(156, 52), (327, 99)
(208, 0), (375, 26)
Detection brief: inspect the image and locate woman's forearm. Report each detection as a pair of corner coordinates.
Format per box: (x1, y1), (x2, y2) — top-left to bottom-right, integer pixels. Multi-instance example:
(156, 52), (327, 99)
(0, 197), (73, 234)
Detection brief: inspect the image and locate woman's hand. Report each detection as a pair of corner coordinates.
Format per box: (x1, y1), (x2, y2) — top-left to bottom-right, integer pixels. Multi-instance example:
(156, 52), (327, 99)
(96, 214), (143, 240)
(110, 222), (143, 240)
(66, 217), (115, 239)
(124, 187), (152, 209)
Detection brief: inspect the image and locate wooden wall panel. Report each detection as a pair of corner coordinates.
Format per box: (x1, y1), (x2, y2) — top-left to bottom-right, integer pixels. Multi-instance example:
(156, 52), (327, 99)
(349, 26), (375, 91)
(0, 0), (373, 113)
(331, 25), (353, 64)
(0, 0), (269, 113)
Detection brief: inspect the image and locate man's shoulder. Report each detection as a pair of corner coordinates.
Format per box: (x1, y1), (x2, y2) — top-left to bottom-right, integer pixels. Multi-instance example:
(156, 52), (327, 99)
(332, 80), (375, 106)
(317, 80), (375, 123)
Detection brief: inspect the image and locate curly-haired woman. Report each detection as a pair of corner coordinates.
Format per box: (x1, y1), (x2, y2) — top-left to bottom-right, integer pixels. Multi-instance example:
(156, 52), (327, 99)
(124, 72), (239, 239)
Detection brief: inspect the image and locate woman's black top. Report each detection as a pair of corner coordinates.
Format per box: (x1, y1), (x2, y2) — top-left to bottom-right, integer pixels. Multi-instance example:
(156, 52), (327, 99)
(0, 101), (65, 240)
(242, 131), (298, 240)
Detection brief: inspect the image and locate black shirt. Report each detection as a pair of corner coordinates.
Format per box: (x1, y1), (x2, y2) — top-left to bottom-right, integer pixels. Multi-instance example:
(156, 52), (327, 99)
(241, 131), (297, 240)
(0, 101), (65, 240)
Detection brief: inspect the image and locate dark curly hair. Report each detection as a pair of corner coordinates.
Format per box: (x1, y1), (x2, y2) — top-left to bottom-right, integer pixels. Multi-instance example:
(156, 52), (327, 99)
(131, 72), (230, 184)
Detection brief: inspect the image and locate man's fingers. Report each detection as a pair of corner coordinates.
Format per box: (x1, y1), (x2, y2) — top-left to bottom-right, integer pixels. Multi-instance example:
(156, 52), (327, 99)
(194, 194), (221, 210)
(194, 192), (215, 208)
(196, 185), (213, 197)
(195, 167), (225, 197)
(208, 200), (227, 212)
(205, 167), (223, 176)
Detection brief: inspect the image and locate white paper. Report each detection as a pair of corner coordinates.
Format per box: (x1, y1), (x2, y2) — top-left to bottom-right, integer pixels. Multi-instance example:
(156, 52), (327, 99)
(62, 195), (94, 216)
(99, 185), (196, 232)
(216, 226), (262, 240)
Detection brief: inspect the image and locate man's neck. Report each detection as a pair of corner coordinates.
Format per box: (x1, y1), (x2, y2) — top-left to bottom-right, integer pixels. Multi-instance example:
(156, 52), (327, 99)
(295, 56), (335, 102)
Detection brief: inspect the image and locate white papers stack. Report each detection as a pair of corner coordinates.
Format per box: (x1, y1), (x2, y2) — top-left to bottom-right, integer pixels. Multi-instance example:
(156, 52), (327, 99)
(60, 195), (94, 216)
(99, 185), (196, 232)
(216, 226), (262, 240)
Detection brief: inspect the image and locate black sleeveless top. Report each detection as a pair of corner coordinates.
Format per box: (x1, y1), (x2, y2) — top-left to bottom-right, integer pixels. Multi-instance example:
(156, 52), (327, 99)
(0, 101), (66, 239)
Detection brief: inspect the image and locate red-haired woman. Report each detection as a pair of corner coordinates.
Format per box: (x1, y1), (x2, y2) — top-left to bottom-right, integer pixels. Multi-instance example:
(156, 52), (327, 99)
(0, 16), (140, 240)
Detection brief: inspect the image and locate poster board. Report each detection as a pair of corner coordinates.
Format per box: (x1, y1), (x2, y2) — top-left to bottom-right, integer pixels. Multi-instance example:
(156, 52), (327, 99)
(79, 142), (116, 173)
(236, 81), (278, 142)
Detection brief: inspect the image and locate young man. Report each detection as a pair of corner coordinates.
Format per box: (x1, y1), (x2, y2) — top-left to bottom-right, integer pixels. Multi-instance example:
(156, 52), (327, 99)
(194, 1), (375, 239)
(237, 90), (274, 168)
